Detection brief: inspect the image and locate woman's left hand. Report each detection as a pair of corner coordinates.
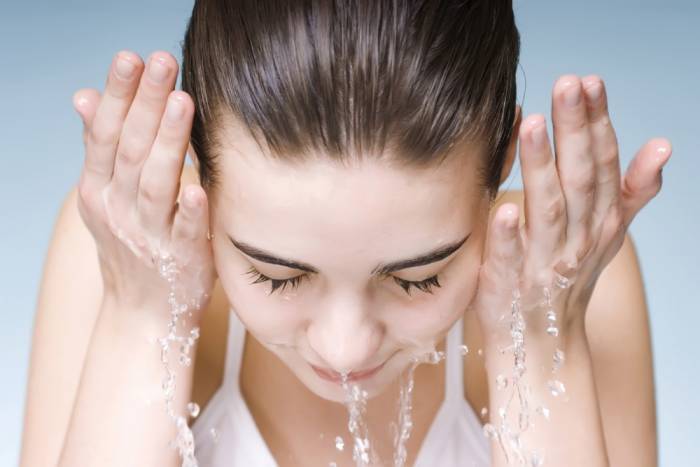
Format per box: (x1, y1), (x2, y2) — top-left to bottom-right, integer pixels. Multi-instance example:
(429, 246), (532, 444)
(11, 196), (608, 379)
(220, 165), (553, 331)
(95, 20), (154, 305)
(471, 74), (671, 467)
(474, 74), (671, 344)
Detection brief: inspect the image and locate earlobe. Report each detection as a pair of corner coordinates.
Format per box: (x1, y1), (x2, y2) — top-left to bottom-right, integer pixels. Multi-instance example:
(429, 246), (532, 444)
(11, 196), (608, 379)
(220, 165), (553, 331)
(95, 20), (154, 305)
(499, 105), (522, 185)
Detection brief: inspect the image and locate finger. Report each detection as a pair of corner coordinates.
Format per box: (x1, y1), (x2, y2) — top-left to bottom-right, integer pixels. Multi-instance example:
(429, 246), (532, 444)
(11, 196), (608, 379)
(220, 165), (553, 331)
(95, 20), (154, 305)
(620, 138), (672, 228)
(110, 51), (178, 208)
(82, 50), (143, 196)
(484, 203), (523, 287)
(138, 91), (193, 236)
(171, 184), (210, 250)
(551, 75), (596, 265)
(581, 75), (621, 232)
(72, 88), (101, 147)
(519, 113), (566, 272)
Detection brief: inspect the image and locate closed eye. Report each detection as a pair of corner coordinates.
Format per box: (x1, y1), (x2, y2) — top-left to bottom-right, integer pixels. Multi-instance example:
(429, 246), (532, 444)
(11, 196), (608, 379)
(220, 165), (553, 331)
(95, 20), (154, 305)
(244, 266), (442, 297)
(393, 275), (441, 296)
(244, 266), (309, 295)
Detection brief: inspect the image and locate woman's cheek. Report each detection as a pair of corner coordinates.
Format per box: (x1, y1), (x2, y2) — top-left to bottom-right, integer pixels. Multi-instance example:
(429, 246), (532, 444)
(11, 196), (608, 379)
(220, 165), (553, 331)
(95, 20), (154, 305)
(389, 251), (481, 344)
(213, 259), (308, 340)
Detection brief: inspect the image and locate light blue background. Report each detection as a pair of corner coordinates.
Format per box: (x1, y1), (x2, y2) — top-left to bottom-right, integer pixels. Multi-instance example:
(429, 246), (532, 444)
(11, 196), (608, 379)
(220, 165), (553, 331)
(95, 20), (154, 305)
(2, 1), (698, 465)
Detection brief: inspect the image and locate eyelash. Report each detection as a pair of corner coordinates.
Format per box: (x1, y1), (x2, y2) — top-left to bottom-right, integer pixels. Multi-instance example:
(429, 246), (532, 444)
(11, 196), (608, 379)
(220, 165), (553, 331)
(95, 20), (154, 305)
(244, 266), (442, 296)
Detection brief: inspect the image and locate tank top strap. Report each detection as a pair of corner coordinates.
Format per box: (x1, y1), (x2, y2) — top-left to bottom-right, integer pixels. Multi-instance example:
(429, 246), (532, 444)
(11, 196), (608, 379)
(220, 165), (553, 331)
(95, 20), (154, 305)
(444, 316), (466, 404)
(222, 307), (247, 390)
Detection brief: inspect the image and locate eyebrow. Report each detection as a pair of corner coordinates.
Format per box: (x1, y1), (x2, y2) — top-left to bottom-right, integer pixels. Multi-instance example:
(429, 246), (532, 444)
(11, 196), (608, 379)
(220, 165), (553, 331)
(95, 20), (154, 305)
(229, 233), (470, 275)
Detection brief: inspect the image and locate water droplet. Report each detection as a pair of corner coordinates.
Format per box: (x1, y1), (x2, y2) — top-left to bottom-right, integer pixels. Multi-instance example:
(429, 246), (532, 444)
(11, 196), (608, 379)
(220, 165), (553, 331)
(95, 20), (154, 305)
(547, 379), (566, 397)
(496, 374), (508, 390)
(424, 350), (445, 364)
(483, 423), (498, 440)
(480, 407), (488, 418)
(179, 354), (192, 366)
(477, 348), (484, 356)
(459, 344), (469, 356)
(554, 273), (571, 289)
(210, 427), (219, 443)
(536, 405), (550, 420)
(546, 310), (557, 322)
(553, 348), (565, 371)
(187, 402), (200, 418)
(546, 324), (559, 337)
(176, 415), (187, 429)
(335, 435), (345, 451)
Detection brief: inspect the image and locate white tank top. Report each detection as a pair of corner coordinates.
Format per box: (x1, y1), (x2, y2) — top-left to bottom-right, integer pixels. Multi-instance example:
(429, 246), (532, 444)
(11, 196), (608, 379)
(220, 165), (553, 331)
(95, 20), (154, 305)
(191, 309), (491, 466)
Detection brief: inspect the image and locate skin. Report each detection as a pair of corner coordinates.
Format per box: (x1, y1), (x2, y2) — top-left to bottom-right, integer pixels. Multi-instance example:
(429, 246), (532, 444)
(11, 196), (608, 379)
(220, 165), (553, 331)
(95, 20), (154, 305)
(68, 48), (670, 466)
(207, 113), (493, 403)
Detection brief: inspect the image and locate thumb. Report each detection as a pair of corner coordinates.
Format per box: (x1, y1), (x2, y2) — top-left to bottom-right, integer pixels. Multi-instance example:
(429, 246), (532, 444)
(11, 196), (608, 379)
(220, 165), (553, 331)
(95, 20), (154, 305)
(620, 137), (672, 228)
(72, 88), (101, 146)
(484, 202), (523, 285)
(474, 202), (524, 322)
(472, 202), (524, 335)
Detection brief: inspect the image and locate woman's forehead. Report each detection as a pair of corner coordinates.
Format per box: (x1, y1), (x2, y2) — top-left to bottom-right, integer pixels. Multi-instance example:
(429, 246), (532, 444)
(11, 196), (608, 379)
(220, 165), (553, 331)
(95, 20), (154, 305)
(214, 142), (482, 213)
(210, 142), (481, 271)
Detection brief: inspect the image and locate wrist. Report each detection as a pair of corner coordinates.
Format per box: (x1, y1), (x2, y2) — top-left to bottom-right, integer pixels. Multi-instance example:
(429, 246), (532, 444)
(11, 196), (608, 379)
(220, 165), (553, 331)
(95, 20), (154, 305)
(100, 292), (202, 343)
(482, 311), (589, 377)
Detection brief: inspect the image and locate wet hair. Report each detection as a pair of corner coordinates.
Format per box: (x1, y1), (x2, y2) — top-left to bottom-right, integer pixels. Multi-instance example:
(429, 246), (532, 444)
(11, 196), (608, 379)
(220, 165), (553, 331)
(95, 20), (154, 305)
(180, 0), (520, 201)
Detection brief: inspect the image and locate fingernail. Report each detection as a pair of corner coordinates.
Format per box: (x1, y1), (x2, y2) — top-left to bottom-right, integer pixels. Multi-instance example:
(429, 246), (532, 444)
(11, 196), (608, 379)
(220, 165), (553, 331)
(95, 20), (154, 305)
(166, 95), (185, 122)
(564, 82), (581, 107)
(149, 57), (170, 83)
(654, 145), (671, 165)
(584, 81), (602, 101)
(115, 55), (136, 80)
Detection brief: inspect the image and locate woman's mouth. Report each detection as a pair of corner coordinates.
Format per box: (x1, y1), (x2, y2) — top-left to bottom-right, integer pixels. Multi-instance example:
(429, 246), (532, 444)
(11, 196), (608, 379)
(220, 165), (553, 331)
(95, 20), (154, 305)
(310, 360), (387, 384)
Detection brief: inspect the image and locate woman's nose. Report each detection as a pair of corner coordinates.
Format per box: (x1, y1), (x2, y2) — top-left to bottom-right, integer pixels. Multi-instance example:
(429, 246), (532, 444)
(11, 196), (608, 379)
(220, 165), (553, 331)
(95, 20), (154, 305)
(307, 296), (382, 375)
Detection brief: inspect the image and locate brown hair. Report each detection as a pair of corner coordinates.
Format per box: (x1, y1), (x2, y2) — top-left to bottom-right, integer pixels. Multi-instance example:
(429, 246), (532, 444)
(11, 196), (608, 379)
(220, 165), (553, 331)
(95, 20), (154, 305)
(180, 0), (521, 201)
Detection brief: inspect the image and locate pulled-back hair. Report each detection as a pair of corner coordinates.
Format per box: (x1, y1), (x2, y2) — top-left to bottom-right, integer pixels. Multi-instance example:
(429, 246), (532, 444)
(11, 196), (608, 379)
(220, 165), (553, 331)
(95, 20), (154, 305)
(180, 0), (520, 201)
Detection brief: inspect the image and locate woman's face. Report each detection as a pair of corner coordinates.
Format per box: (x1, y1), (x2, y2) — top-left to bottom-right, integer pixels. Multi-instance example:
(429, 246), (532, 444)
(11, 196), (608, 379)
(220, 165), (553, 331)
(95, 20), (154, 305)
(205, 121), (499, 403)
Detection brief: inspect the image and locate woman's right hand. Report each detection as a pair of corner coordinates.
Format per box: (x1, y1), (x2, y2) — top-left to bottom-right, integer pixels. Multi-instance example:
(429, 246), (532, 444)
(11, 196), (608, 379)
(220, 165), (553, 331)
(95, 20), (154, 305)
(71, 50), (216, 317)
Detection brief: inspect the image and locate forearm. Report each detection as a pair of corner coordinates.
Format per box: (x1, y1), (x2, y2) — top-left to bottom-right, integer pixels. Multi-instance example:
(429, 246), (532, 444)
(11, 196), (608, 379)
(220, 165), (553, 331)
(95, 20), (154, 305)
(484, 318), (609, 467)
(58, 296), (199, 467)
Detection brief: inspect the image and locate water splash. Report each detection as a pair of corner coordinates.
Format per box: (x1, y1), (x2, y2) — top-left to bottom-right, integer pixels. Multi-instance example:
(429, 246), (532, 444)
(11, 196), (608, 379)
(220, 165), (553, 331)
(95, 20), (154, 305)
(337, 348), (446, 467)
(392, 350), (446, 467)
(153, 253), (207, 467)
(335, 436), (345, 451)
(475, 270), (575, 465)
(341, 374), (374, 466)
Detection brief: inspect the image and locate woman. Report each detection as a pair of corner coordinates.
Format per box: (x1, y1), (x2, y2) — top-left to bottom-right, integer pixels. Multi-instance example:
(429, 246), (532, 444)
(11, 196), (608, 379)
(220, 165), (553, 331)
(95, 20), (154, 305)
(20, 1), (668, 466)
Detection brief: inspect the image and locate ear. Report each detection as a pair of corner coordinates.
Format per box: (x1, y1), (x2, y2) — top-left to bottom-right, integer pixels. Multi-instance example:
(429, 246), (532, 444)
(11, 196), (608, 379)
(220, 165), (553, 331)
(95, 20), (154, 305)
(187, 141), (200, 171)
(499, 104), (522, 185)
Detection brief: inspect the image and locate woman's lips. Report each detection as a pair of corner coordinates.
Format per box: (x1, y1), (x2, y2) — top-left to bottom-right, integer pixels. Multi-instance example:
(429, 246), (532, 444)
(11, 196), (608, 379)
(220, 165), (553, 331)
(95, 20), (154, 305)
(310, 360), (387, 384)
